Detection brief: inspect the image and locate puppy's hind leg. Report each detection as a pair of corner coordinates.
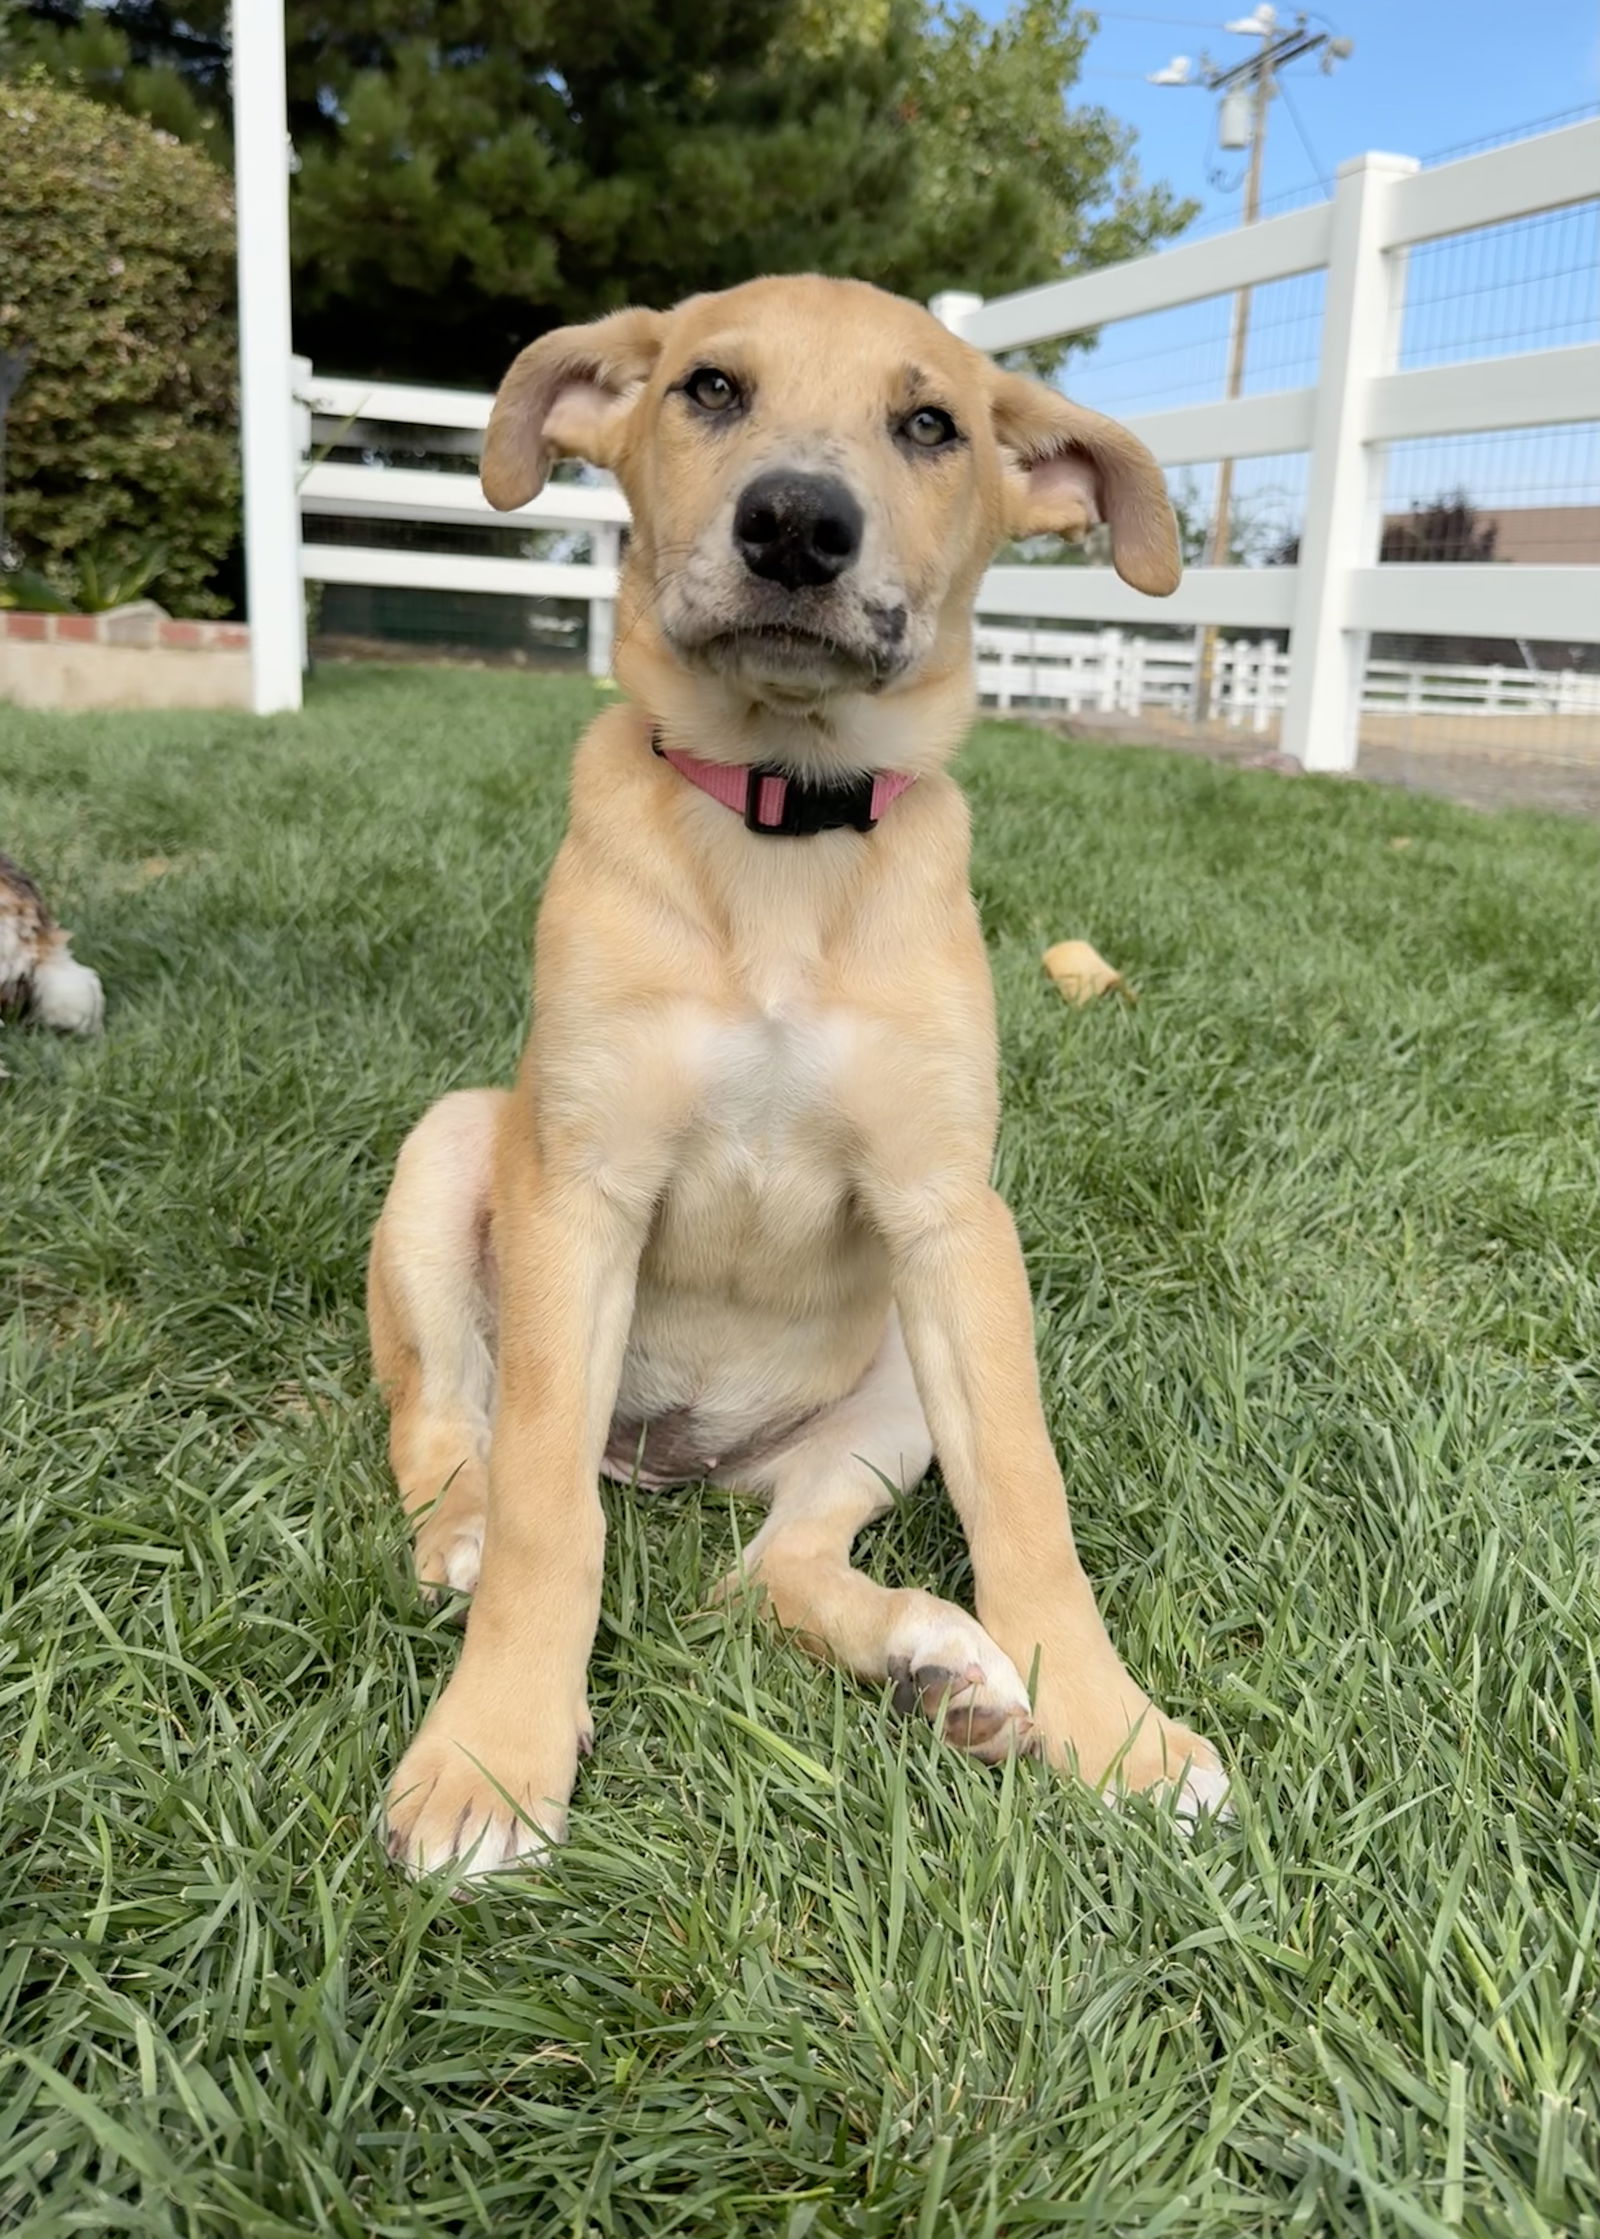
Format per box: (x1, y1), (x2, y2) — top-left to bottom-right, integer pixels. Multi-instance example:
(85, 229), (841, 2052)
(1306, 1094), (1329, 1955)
(368, 1089), (508, 1596)
(718, 1315), (1035, 1762)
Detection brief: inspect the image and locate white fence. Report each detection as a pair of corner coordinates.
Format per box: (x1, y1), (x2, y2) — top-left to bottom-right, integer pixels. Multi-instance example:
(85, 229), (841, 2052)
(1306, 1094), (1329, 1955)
(976, 626), (1600, 729)
(287, 117), (1600, 769)
(950, 119), (1600, 769)
(296, 370), (627, 675)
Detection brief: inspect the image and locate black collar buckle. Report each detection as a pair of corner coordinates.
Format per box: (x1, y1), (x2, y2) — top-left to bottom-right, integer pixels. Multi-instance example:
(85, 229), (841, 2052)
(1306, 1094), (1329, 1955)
(745, 764), (878, 839)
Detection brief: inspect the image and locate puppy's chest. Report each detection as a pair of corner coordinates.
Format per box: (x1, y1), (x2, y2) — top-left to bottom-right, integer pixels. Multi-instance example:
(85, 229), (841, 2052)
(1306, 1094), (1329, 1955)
(699, 998), (852, 1166)
(662, 993), (859, 1240)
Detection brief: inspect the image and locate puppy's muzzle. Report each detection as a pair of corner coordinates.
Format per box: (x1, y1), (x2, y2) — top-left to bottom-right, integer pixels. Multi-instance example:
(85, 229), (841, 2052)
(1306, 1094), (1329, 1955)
(734, 471), (864, 592)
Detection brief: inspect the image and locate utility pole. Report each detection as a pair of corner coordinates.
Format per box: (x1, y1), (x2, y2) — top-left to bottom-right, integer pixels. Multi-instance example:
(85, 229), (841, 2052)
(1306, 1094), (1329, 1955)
(1210, 31), (1273, 587)
(1149, 8), (1352, 723)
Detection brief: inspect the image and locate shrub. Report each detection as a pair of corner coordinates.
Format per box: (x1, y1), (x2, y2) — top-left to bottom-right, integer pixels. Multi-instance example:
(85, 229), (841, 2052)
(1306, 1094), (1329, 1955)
(0, 75), (239, 615)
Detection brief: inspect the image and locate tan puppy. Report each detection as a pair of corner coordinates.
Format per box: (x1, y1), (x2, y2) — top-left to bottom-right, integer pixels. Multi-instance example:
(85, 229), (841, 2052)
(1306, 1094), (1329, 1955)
(371, 275), (1226, 1879)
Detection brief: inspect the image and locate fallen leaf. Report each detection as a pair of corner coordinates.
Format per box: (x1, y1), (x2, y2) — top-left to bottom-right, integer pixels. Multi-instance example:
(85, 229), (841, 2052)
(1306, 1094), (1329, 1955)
(1042, 939), (1132, 1006)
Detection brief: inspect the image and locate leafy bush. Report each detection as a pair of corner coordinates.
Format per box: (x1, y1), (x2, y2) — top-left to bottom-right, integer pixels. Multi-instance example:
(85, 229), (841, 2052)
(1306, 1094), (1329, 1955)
(0, 75), (239, 614)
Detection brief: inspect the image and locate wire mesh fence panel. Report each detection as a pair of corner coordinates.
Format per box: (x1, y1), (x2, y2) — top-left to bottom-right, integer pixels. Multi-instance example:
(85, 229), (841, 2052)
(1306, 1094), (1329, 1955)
(1364, 191), (1600, 769)
(1397, 200), (1600, 368)
(1236, 267), (1327, 395)
(1054, 297), (1240, 417)
(1158, 453), (1310, 570)
(1054, 266), (1325, 424)
(1007, 125), (1600, 800)
(1357, 634), (1600, 817)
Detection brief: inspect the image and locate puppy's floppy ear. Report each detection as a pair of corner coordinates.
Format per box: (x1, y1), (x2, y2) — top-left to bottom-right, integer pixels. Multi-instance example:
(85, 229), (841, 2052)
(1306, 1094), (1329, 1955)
(989, 369), (1181, 596)
(481, 307), (665, 511)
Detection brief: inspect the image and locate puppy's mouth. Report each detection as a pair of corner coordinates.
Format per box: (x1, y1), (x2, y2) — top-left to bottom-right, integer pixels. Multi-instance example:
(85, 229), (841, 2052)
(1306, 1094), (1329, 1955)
(673, 622), (907, 697)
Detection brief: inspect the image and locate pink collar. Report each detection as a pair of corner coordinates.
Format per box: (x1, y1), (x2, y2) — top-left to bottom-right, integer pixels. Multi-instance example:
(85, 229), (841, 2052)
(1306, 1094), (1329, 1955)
(651, 730), (916, 838)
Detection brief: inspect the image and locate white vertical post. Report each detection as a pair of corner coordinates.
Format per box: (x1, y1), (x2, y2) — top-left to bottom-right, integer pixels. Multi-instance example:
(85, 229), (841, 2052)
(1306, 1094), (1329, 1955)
(930, 291), (985, 337)
(1097, 628), (1122, 713)
(289, 352), (311, 674)
(1121, 637), (1143, 714)
(232, 0), (303, 715)
(587, 524), (621, 678)
(1280, 153), (1418, 771)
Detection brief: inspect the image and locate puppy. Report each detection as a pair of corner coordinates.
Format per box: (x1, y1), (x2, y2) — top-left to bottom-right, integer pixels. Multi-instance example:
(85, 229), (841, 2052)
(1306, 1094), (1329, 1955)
(370, 275), (1226, 1879)
(0, 853), (104, 1059)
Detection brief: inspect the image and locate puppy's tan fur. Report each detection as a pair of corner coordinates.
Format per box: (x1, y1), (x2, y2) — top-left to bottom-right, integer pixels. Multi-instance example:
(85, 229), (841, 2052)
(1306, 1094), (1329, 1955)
(372, 275), (1224, 1878)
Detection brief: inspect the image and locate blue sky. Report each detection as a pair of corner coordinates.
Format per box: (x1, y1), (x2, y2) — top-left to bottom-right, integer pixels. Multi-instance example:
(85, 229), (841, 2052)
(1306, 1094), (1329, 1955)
(1005, 0), (1600, 545)
(1071, 0), (1600, 235)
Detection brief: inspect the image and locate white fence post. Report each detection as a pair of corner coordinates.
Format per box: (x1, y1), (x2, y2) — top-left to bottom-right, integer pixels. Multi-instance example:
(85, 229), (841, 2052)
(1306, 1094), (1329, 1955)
(231, 0), (304, 716)
(1280, 153), (1418, 771)
(930, 291), (985, 337)
(1120, 636), (1144, 714)
(290, 353), (312, 675)
(588, 524), (620, 678)
(1219, 639), (1237, 727)
(1097, 628), (1123, 713)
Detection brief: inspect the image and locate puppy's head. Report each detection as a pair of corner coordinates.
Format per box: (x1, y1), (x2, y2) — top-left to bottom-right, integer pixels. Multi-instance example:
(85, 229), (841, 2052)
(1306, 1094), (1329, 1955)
(482, 276), (1177, 722)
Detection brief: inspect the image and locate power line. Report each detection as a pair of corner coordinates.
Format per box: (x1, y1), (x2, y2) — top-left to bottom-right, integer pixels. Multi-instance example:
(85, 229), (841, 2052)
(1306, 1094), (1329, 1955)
(1088, 10), (1233, 23)
(1275, 71), (1330, 193)
(1423, 102), (1600, 166)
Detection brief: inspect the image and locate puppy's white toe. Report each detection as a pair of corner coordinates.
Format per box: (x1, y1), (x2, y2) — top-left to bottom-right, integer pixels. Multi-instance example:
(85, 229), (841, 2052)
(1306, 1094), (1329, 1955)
(33, 943), (104, 1033)
(1174, 1757), (1233, 1826)
(441, 1528), (484, 1593)
(415, 1518), (486, 1601)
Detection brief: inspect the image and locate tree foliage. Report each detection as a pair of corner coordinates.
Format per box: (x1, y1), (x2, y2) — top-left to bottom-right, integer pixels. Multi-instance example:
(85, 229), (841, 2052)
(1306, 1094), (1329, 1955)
(1379, 490), (1498, 567)
(0, 74), (240, 613)
(12, 0), (1194, 386)
(1269, 490), (1500, 571)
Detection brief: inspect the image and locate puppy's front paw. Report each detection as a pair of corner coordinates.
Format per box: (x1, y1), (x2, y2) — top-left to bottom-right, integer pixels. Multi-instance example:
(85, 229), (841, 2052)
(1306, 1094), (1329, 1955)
(884, 1591), (1035, 1764)
(1032, 1671), (1230, 1821)
(1116, 1712), (1230, 1822)
(384, 1688), (593, 1883)
(413, 1508), (486, 1601)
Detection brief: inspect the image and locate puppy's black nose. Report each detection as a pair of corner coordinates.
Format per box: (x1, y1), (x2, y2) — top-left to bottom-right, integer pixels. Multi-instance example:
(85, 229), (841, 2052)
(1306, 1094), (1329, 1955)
(733, 471), (863, 590)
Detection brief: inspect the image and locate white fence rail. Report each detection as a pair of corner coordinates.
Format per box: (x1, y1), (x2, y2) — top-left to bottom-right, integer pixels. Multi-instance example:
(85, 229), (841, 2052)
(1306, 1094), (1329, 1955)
(948, 119), (1600, 768)
(976, 626), (1600, 729)
(297, 365), (627, 673)
(287, 117), (1600, 767)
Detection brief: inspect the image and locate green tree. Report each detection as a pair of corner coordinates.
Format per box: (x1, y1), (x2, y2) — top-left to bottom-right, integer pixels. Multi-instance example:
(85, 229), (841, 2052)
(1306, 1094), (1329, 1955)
(0, 73), (240, 613)
(11, 0), (1194, 386)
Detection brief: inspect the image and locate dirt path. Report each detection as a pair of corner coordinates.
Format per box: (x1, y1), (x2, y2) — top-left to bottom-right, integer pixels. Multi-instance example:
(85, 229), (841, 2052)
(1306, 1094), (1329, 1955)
(1050, 709), (1600, 819)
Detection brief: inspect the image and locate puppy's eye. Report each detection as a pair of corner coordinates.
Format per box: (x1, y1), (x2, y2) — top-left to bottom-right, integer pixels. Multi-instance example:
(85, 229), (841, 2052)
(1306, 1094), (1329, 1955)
(902, 406), (959, 450)
(684, 366), (740, 414)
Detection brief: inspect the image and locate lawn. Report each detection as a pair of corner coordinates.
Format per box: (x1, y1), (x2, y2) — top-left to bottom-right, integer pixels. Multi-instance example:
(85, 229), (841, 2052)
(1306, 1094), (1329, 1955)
(3, 664), (1598, 2238)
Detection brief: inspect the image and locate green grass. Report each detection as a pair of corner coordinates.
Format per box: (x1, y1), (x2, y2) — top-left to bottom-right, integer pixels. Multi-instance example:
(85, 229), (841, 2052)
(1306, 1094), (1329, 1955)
(3, 664), (1598, 2238)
